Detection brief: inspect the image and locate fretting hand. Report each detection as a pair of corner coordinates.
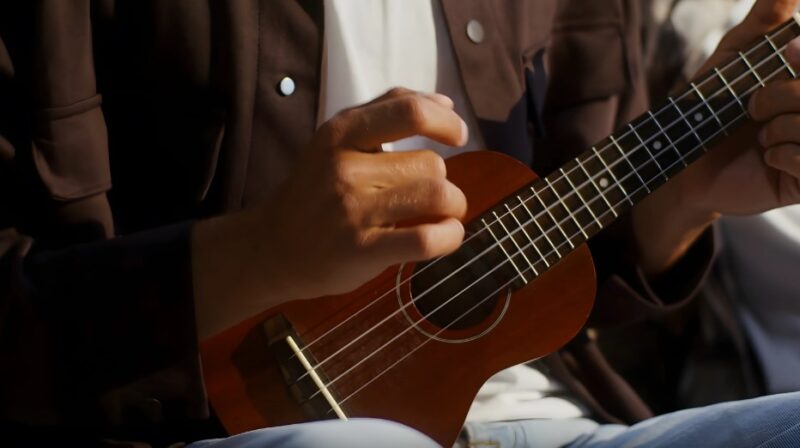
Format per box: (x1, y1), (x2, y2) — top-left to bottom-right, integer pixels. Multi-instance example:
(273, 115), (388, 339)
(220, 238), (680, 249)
(633, 0), (800, 275)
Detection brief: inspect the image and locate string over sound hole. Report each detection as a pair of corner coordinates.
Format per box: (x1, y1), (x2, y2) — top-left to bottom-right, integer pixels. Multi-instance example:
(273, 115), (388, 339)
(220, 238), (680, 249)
(409, 231), (516, 330)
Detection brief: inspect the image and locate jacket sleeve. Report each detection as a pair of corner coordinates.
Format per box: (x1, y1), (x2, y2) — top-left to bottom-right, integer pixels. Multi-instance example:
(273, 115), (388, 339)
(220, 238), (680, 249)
(587, 0), (718, 327)
(0, 226), (205, 427)
(0, 2), (207, 431)
(542, 0), (718, 327)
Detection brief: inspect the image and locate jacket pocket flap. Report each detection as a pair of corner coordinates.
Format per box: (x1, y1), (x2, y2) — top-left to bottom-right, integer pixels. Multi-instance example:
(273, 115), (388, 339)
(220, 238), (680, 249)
(32, 95), (111, 201)
(546, 24), (628, 108)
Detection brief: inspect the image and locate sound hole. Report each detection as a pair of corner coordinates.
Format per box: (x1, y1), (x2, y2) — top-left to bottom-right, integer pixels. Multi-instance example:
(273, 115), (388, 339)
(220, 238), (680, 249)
(410, 231), (515, 330)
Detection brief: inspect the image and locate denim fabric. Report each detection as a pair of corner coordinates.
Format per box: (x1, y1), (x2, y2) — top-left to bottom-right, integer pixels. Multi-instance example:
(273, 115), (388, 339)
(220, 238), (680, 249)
(187, 418), (439, 448)
(461, 392), (800, 448)
(188, 393), (800, 448)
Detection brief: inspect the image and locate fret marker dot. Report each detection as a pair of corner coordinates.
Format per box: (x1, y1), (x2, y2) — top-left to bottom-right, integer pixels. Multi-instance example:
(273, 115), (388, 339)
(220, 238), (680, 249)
(653, 140), (662, 151)
(599, 177), (610, 188)
(694, 112), (703, 122)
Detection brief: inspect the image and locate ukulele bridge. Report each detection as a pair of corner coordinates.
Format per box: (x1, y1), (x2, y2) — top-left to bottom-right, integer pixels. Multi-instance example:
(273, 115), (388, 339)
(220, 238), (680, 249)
(262, 315), (348, 421)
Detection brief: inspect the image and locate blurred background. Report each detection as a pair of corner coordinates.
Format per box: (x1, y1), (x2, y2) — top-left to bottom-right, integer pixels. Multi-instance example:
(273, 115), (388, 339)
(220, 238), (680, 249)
(598, 0), (800, 414)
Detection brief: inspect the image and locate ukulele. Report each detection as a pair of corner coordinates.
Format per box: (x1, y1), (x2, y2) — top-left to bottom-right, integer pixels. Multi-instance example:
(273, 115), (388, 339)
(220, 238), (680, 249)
(201, 16), (800, 446)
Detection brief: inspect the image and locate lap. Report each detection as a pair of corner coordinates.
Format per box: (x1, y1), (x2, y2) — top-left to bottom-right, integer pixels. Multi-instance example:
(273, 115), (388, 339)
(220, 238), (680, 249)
(188, 418), (439, 448)
(462, 392), (800, 448)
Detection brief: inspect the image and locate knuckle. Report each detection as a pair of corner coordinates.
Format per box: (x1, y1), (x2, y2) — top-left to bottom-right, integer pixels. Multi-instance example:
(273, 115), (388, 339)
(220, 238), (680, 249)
(762, 121), (779, 144)
(426, 178), (451, 210)
(399, 96), (428, 129)
(419, 150), (447, 178)
(350, 227), (371, 251)
(386, 87), (411, 98)
(320, 115), (349, 147)
(412, 227), (439, 259)
(332, 155), (354, 183)
(338, 189), (363, 224)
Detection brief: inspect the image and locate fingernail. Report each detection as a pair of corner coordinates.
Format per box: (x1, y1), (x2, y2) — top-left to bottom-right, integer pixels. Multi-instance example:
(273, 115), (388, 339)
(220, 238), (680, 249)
(459, 119), (469, 146)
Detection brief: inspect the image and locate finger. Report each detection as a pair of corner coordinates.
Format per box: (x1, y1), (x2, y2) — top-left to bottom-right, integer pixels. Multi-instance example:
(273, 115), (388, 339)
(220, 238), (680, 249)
(749, 79), (800, 121)
(366, 177), (467, 225)
(785, 36), (800, 69)
(359, 87), (455, 109)
(717, 0), (798, 53)
(757, 114), (800, 146)
(765, 143), (800, 178)
(338, 89), (455, 152)
(317, 93), (468, 151)
(366, 218), (465, 264)
(340, 149), (447, 187)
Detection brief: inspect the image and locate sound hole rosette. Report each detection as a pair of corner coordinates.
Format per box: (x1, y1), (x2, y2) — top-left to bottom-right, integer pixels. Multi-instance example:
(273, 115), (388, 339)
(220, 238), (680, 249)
(395, 262), (511, 343)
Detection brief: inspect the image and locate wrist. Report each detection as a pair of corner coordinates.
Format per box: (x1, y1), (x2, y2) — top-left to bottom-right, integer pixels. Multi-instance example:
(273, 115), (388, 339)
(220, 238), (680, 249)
(191, 209), (283, 338)
(632, 180), (719, 276)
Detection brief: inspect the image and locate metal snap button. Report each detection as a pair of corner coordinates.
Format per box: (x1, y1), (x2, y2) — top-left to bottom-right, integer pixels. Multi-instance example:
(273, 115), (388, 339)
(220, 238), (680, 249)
(466, 20), (485, 44)
(278, 76), (296, 96)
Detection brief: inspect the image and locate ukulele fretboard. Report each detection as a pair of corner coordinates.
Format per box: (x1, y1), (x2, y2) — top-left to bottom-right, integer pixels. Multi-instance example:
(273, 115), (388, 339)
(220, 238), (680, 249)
(475, 16), (800, 287)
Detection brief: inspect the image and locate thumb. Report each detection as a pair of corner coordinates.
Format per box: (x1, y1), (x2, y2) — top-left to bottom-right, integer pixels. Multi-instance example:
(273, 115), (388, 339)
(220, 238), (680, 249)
(719, 0), (799, 52)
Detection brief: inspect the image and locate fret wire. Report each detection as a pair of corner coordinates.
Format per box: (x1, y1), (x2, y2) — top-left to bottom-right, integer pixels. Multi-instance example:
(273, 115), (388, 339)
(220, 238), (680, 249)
(435, 32), (796, 296)
(528, 38), (791, 265)
(627, 123), (668, 181)
(540, 58), (789, 285)
(502, 19), (795, 246)
(481, 218), (528, 283)
(545, 177), (589, 239)
(559, 168), (603, 228)
(503, 203), (548, 269)
(530, 186), (575, 249)
(690, 82), (727, 134)
(337, 51), (800, 401)
(528, 38), (792, 254)
(739, 51), (766, 87)
(647, 110), (687, 167)
(492, 211), (538, 277)
(608, 135), (650, 193)
(591, 51), (791, 264)
(499, 36), (794, 285)
(668, 96), (708, 152)
(548, 68), (771, 285)
(592, 147), (634, 205)
(318, 42), (800, 405)
(765, 34), (797, 78)
(714, 67), (746, 112)
(576, 157), (618, 217)
(517, 195), (561, 258)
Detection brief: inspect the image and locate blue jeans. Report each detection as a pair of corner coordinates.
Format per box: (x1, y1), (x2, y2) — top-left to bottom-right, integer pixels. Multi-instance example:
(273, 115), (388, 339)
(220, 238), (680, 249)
(462, 392), (800, 448)
(187, 418), (439, 448)
(190, 392), (800, 447)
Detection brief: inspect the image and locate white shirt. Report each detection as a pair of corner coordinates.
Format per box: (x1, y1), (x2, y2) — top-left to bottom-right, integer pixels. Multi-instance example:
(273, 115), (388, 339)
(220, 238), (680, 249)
(320, 0), (585, 422)
(663, 0), (800, 394)
(721, 207), (800, 393)
(319, 0), (482, 157)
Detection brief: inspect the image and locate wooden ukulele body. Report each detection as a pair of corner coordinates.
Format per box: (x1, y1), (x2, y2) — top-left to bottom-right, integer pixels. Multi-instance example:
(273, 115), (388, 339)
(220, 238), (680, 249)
(200, 151), (596, 446)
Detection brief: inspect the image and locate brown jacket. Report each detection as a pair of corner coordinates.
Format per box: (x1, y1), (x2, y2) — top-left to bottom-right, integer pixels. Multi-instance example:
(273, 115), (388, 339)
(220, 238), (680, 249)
(0, 0), (715, 445)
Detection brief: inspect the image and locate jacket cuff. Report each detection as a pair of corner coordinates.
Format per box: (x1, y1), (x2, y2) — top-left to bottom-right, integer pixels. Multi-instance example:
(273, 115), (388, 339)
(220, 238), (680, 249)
(590, 225), (718, 326)
(16, 222), (206, 427)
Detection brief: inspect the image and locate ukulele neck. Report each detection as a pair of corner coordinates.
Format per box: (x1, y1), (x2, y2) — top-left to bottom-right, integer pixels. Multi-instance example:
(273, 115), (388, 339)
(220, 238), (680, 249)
(474, 16), (800, 287)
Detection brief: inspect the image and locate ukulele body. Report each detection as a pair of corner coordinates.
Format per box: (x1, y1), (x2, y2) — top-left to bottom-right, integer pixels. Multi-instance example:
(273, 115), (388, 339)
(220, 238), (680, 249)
(200, 151), (596, 446)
